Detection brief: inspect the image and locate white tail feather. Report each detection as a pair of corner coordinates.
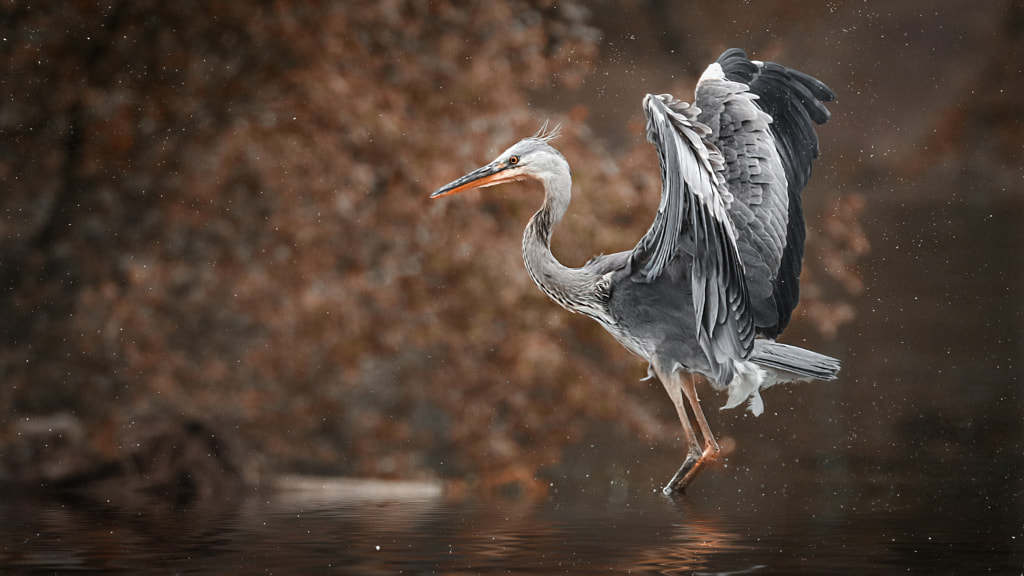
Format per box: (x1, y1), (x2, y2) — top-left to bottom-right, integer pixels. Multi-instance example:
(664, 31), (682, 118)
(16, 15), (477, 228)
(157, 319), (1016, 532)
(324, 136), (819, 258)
(720, 340), (840, 416)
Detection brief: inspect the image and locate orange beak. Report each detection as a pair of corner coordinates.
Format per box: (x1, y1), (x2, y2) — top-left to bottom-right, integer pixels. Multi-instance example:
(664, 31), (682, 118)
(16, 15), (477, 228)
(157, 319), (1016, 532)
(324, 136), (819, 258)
(430, 160), (521, 198)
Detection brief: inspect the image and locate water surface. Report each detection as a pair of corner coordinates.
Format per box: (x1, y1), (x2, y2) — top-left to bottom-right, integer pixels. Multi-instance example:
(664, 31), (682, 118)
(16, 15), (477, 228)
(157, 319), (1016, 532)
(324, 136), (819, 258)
(3, 463), (1021, 575)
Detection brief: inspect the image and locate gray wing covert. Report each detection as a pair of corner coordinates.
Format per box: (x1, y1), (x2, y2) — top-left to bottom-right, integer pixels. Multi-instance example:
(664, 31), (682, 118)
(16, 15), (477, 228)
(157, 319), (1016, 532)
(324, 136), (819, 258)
(696, 48), (834, 338)
(631, 93), (754, 383)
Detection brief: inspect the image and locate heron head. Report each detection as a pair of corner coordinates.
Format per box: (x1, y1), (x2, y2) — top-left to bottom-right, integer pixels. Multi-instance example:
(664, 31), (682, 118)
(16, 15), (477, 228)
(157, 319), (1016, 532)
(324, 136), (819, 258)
(430, 124), (566, 198)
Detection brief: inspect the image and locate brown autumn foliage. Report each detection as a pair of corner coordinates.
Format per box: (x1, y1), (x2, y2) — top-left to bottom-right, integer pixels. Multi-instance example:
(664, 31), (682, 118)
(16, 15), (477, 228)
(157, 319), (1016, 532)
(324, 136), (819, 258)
(0, 1), (868, 493)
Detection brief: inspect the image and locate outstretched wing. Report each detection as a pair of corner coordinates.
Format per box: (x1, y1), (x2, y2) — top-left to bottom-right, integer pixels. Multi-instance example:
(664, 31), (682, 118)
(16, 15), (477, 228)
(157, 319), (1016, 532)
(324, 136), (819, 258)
(695, 48), (834, 337)
(631, 93), (754, 382)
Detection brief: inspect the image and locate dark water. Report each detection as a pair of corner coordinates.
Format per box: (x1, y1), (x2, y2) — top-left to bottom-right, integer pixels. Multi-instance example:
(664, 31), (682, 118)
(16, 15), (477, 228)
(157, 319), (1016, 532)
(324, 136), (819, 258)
(2, 468), (1021, 575)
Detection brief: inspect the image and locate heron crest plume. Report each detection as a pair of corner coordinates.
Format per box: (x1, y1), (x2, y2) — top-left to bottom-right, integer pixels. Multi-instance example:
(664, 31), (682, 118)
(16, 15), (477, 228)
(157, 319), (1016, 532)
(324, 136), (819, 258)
(531, 120), (562, 143)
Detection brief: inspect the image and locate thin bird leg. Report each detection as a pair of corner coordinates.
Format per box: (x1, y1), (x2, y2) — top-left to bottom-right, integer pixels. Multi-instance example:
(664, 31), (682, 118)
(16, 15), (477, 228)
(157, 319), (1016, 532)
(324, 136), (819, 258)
(681, 374), (720, 457)
(665, 373), (721, 492)
(665, 379), (702, 454)
(656, 368), (702, 495)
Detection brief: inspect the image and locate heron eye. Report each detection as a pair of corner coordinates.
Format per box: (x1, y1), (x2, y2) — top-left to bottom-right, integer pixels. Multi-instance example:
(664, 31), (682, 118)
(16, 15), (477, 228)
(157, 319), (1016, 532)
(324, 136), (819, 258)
(509, 156), (519, 165)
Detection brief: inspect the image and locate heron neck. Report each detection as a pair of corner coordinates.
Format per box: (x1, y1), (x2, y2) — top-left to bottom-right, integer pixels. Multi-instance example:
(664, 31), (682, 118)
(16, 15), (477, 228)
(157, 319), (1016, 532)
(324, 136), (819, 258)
(528, 177), (569, 248)
(522, 169), (583, 308)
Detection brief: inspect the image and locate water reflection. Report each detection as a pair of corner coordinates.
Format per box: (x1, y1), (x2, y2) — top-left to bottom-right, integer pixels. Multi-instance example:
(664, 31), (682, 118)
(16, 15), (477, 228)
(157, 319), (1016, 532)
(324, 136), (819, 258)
(245, 481), (745, 574)
(4, 466), (1021, 574)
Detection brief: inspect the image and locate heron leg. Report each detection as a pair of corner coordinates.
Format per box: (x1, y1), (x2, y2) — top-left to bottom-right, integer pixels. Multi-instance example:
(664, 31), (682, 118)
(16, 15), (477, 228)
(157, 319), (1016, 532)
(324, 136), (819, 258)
(662, 372), (721, 494)
(658, 374), (702, 455)
(655, 367), (702, 495)
(665, 374), (721, 494)
(681, 375), (720, 458)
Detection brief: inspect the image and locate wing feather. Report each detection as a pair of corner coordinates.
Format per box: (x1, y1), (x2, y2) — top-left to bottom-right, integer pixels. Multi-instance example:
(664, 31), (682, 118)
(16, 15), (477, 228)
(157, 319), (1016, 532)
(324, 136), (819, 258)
(633, 94), (754, 381)
(696, 48), (834, 337)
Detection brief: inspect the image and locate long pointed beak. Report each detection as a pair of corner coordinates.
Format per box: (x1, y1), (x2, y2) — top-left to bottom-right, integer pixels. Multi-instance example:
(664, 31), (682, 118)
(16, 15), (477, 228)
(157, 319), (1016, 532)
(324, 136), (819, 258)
(430, 160), (519, 198)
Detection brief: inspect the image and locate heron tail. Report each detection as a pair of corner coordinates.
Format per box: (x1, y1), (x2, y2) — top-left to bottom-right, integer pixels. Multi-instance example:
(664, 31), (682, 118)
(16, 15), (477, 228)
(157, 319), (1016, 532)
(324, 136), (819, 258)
(750, 340), (840, 381)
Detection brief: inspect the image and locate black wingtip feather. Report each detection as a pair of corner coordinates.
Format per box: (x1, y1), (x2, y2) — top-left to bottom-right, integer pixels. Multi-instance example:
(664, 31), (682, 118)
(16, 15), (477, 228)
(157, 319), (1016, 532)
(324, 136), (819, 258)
(717, 48), (835, 128)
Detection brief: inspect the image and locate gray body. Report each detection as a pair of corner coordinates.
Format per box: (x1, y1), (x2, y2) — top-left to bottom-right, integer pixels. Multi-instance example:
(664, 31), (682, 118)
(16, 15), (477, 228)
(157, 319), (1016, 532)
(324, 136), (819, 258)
(433, 49), (840, 493)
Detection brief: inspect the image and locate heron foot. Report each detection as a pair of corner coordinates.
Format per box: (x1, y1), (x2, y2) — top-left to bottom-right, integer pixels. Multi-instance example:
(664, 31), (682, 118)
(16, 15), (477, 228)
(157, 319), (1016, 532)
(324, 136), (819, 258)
(661, 445), (721, 496)
(662, 454), (699, 495)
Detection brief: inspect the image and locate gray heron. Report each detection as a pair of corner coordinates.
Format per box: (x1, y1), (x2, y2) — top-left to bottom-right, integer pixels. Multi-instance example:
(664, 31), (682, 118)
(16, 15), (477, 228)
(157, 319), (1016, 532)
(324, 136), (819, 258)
(431, 48), (840, 494)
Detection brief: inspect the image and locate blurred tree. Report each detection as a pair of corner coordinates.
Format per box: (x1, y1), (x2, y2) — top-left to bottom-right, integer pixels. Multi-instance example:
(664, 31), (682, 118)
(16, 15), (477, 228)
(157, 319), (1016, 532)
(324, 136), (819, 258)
(0, 1), (864, 493)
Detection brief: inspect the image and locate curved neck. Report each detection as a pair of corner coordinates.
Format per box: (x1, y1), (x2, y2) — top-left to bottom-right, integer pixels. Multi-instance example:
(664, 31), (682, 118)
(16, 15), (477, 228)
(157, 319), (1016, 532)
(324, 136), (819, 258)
(525, 175), (569, 250)
(522, 164), (586, 311)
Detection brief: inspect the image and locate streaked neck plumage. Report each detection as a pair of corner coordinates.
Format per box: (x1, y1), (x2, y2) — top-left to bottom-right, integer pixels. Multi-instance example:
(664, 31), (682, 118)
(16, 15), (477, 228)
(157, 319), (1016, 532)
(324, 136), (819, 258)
(521, 155), (595, 315)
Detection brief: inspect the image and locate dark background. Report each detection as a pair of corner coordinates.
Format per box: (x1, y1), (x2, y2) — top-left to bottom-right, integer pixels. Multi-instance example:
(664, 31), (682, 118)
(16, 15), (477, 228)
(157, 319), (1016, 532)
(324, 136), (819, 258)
(1, 1), (1020, 505)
